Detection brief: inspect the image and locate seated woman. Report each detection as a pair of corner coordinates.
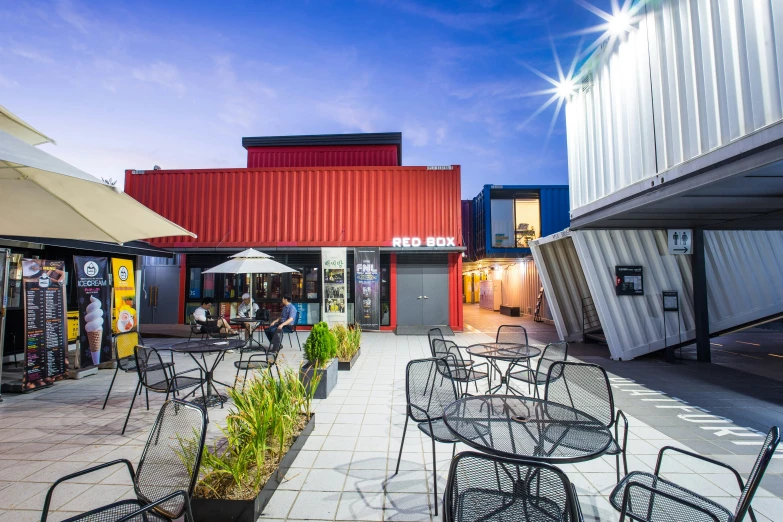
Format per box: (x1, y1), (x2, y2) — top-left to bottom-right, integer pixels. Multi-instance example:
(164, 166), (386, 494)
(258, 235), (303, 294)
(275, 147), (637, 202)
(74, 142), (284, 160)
(193, 297), (233, 335)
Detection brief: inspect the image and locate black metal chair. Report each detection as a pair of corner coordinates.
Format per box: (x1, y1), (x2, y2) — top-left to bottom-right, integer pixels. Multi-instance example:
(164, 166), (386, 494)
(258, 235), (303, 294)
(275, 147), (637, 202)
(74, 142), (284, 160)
(432, 338), (488, 396)
(496, 324), (529, 346)
(235, 330), (283, 390)
(444, 451), (584, 522)
(610, 426), (780, 522)
(250, 307), (272, 345)
(427, 327), (473, 367)
(103, 331), (175, 410)
(122, 346), (205, 435)
(545, 361), (629, 482)
(508, 341), (568, 398)
(285, 313), (302, 350)
(42, 399), (207, 522)
(394, 357), (461, 517)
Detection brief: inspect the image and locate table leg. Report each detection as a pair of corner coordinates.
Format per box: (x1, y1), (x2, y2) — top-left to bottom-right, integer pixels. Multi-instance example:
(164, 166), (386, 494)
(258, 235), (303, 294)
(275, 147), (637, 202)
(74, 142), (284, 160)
(189, 352), (229, 409)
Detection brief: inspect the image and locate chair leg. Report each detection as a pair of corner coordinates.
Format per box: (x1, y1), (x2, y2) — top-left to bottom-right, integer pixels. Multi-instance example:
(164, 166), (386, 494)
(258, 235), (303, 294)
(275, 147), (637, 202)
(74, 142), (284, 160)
(452, 444), (456, 459)
(431, 436), (438, 517)
(145, 389), (150, 410)
(394, 416), (409, 475)
(121, 381), (141, 435)
(102, 366), (120, 410)
(296, 331), (301, 350)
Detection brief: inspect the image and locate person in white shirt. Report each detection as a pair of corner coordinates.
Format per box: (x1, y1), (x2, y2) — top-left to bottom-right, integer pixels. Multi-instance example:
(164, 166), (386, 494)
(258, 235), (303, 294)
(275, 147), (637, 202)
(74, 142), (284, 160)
(237, 293), (259, 318)
(193, 297), (232, 334)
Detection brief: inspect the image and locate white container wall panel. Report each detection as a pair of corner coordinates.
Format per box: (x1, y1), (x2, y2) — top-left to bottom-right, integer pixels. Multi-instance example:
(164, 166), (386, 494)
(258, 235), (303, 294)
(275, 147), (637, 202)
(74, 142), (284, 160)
(530, 233), (592, 341)
(568, 229), (783, 360)
(568, 0), (783, 212)
(500, 259), (553, 321)
(571, 230), (694, 360)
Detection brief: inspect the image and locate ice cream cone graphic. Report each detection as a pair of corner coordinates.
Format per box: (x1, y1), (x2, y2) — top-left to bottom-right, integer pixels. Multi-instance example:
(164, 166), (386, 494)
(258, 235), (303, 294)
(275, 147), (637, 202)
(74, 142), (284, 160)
(84, 296), (104, 365)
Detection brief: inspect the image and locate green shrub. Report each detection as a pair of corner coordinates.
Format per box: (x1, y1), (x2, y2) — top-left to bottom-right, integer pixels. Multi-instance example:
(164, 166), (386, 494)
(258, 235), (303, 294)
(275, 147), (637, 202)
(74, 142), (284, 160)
(332, 324), (362, 362)
(192, 366), (319, 500)
(303, 321), (337, 368)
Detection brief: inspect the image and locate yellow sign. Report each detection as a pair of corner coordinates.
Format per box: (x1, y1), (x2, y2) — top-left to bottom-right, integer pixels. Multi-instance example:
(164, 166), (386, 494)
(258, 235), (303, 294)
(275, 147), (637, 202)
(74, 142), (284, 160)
(111, 258), (137, 334)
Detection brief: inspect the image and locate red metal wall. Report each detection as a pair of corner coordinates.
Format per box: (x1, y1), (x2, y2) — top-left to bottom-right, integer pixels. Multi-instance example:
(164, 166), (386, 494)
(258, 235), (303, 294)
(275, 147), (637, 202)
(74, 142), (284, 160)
(124, 166), (462, 248)
(246, 145), (399, 168)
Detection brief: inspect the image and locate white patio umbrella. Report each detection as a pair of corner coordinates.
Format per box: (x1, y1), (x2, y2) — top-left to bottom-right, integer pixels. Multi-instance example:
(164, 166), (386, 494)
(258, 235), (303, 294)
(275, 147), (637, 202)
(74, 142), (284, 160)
(0, 104), (54, 146)
(203, 248), (299, 316)
(0, 129), (195, 244)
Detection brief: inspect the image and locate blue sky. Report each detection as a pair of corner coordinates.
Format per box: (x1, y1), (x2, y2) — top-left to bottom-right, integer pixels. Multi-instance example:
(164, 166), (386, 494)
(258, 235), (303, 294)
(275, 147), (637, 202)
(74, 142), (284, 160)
(0, 0), (612, 198)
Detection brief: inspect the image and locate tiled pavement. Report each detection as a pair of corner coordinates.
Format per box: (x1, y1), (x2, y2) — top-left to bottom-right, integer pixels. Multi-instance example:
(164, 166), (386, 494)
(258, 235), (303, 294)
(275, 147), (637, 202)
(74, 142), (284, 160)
(0, 326), (780, 521)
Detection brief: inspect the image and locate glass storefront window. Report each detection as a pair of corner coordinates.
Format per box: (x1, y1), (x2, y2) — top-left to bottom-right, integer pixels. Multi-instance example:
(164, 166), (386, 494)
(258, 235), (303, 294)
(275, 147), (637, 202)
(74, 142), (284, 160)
(305, 268), (318, 299)
(490, 195), (540, 248)
(514, 198), (541, 248)
(203, 273), (215, 298)
(292, 269), (303, 300)
(188, 268), (201, 299)
(223, 274), (246, 299)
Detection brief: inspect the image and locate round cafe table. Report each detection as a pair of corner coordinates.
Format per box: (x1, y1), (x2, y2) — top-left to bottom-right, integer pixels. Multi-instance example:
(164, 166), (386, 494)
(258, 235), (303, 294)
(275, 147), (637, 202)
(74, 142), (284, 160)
(230, 317), (266, 350)
(443, 395), (613, 464)
(466, 343), (541, 395)
(169, 339), (245, 409)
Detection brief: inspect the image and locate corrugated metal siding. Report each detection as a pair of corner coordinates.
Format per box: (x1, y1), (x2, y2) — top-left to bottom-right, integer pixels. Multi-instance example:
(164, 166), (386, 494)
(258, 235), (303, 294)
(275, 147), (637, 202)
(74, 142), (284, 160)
(539, 187), (571, 237)
(474, 189), (487, 259)
(461, 200), (475, 260)
(124, 166), (461, 248)
(530, 233), (592, 341)
(246, 145), (398, 168)
(534, 229), (783, 360)
(568, 0), (783, 212)
(499, 258), (552, 321)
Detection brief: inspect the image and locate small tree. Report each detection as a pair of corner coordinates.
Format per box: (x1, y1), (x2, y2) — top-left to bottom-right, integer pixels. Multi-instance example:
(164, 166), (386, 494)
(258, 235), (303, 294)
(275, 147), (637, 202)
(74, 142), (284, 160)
(303, 321), (337, 369)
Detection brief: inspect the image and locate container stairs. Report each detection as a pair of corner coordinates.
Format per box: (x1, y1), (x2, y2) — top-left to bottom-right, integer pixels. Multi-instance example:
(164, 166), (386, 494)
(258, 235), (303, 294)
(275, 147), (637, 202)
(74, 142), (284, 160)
(582, 296), (606, 344)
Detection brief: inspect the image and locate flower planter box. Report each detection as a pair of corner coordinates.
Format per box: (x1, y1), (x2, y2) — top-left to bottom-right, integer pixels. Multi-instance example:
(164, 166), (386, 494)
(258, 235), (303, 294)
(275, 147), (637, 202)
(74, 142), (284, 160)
(191, 413), (315, 522)
(300, 357), (338, 399)
(337, 347), (361, 371)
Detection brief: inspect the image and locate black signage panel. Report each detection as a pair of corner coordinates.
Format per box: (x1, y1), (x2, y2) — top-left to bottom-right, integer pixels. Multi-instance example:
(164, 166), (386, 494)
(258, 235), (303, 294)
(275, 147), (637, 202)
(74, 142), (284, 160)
(615, 265), (644, 296)
(663, 291), (679, 312)
(74, 256), (113, 368)
(354, 247), (380, 331)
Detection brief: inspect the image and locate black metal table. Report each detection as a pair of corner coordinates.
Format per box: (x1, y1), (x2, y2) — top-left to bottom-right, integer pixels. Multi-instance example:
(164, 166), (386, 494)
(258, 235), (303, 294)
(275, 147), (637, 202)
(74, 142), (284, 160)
(169, 339), (244, 408)
(466, 343), (541, 395)
(443, 395), (613, 464)
(230, 317), (266, 350)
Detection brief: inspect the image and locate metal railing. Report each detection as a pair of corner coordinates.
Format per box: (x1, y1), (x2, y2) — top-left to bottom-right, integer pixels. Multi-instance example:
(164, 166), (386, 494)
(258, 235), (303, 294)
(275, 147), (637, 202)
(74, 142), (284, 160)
(582, 296), (601, 335)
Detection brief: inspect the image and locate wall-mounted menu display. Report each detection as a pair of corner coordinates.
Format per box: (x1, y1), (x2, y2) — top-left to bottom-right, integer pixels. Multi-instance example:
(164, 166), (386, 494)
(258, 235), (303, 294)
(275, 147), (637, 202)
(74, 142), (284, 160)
(22, 259), (68, 390)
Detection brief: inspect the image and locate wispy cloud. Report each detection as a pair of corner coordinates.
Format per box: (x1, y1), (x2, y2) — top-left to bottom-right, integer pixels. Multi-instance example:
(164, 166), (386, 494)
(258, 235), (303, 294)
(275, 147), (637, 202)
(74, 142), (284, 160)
(12, 46), (53, 63)
(213, 55), (276, 129)
(0, 73), (19, 88)
(132, 61), (186, 95)
(380, 0), (546, 31)
(55, 0), (90, 34)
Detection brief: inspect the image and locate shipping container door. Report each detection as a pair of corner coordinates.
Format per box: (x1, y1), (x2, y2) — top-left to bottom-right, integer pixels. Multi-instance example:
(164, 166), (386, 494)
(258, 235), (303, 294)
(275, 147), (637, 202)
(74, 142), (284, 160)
(141, 266), (180, 324)
(396, 265), (424, 326)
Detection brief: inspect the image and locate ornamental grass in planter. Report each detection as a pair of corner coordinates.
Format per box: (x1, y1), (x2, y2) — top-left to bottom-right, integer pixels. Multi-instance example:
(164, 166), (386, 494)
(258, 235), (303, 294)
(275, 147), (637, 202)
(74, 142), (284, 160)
(301, 321), (338, 398)
(187, 367), (320, 521)
(333, 324), (362, 370)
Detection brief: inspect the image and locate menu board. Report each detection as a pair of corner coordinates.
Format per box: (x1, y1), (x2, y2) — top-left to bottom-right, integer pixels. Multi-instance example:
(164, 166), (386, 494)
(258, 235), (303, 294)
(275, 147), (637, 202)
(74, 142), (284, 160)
(322, 248), (347, 326)
(22, 259), (68, 390)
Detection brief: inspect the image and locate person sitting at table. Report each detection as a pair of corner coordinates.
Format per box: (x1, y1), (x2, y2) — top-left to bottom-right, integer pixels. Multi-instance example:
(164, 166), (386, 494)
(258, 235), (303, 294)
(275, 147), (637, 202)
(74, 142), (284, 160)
(265, 294), (297, 343)
(237, 293), (259, 318)
(193, 297), (233, 335)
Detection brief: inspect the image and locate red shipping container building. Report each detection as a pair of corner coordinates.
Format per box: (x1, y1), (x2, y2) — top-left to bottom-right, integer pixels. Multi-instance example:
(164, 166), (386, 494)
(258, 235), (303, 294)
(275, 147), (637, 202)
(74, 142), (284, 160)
(125, 132), (464, 331)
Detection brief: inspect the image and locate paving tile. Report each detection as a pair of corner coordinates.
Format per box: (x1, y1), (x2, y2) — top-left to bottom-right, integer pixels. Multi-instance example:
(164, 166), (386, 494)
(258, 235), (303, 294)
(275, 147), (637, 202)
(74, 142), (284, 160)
(288, 490), (341, 520)
(335, 491), (385, 521)
(301, 467), (349, 492)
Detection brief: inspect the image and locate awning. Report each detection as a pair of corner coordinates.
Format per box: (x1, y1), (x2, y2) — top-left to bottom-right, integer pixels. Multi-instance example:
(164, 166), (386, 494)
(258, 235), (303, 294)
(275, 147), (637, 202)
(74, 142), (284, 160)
(0, 236), (175, 258)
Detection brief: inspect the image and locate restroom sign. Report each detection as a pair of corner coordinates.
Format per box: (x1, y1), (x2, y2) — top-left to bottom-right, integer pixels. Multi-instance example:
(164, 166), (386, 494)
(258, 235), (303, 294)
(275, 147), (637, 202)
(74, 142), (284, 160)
(667, 229), (692, 255)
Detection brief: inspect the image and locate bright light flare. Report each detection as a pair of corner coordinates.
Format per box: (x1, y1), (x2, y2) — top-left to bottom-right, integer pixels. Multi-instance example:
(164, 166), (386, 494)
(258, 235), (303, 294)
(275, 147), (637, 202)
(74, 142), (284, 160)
(556, 78), (577, 99)
(607, 10), (632, 35)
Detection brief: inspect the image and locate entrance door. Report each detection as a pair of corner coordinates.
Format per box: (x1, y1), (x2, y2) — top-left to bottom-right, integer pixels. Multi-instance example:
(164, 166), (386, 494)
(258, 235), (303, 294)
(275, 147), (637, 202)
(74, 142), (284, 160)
(396, 258), (449, 327)
(141, 265), (181, 324)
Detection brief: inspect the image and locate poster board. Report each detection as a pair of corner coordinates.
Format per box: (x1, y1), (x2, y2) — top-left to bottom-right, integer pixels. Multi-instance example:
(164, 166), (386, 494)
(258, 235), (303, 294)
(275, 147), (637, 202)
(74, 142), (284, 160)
(74, 256), (113, 367)
(354, 247), (380, 330)
(112, 258), (137, 333)
(322, 248), (347, 326)
(615, 266), (644, 296)
(22, 258), (68, 390)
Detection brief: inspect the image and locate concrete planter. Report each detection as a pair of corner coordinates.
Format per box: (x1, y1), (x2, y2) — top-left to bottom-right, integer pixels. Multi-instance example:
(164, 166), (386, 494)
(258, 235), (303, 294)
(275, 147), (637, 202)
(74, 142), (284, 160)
(337, 347), (361, 371)
(300, 358), (338, 399)
(191, 413), (315, 522)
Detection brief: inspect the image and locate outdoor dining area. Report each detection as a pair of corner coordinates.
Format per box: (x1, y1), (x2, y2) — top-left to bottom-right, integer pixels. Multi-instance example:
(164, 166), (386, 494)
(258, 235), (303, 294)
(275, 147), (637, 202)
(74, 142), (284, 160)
(12, 320), (778, 522)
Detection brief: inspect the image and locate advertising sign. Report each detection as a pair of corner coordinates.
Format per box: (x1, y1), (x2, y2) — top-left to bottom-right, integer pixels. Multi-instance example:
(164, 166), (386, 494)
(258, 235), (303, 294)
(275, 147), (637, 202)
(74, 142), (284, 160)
(112, 258), (137, 333)
(75, 257), (113, 367)
(354, 247), (380, 330)
(22, 259), (68, 389)
(615, 266), (644, 296)
(322, 247), (347, 325)
(663, 291), (679, 312)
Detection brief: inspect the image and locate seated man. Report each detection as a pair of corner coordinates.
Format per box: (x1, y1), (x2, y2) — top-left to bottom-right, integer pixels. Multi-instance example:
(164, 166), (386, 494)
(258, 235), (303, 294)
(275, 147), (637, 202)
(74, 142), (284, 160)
(265, 294), (297, 343)
(193, 297), (232, 335)
(237, 293), (259, 318)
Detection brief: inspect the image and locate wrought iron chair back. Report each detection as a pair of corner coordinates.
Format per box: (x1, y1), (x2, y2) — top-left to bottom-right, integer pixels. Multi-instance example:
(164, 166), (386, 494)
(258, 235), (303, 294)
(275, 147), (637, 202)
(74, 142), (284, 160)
(135, 345), (172, 394)
(496, 324), (529, 346)
(405, 357), (458, 423)
(734, 426), (780, 520)
(545, 361), (614, 428)
(536, 341), (568, 380)
(427, 327), (444, 356)
(444, 451), (582, 522)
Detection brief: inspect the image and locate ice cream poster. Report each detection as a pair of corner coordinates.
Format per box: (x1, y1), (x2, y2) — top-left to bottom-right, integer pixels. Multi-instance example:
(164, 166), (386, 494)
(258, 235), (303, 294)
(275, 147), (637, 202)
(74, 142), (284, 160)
(22, 258), (68, 389)
(111, 258), (137, 334)
(74, 256), (112, 368)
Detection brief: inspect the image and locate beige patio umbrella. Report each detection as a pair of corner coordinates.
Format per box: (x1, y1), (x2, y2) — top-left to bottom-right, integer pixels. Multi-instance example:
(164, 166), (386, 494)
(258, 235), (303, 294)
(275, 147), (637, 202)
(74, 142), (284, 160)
(0, 129), (195, 244)
(204, 249), (300, 307)
(0, 104), (55, 146)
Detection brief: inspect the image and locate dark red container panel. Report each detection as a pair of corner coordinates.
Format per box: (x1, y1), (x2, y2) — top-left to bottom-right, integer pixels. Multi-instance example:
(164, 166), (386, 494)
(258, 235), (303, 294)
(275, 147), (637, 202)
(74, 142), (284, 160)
(246, 145), (399, 168)
(125, 166), (462, 248)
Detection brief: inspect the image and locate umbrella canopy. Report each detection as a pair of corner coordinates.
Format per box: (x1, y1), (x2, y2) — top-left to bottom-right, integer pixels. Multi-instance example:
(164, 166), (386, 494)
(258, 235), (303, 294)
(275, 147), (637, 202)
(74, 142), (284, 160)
(0, 129), (195, 244)
(0, 104), (54, 146)
(204, 249), (298, 275)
